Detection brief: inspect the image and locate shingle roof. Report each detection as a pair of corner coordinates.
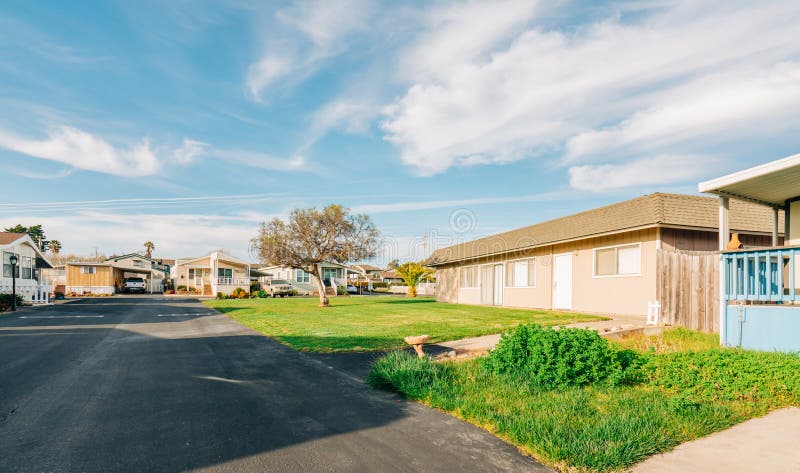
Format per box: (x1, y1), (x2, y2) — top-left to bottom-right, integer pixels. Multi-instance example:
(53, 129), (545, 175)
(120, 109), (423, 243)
(0, 232), (27, 245)
(426, 193), (783, 266)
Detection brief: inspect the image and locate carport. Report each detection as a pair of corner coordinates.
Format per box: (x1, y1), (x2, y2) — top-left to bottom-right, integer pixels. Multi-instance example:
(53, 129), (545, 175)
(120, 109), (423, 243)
(112, 266), (159, 294)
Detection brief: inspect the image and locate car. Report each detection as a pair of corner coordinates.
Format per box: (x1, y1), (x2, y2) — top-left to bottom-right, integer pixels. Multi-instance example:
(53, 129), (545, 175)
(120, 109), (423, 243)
(265, 279), (293, 297)
(123, 277), (146, 293)
(346, 285), (358, 294)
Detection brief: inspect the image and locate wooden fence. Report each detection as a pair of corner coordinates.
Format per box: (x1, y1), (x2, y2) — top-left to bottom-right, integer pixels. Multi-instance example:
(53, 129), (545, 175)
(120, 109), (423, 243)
(656, 250), (719, 333)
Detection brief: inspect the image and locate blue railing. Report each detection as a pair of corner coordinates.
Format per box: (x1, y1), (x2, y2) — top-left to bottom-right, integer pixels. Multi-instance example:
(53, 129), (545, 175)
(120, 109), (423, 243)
(723, 248), (800, 302)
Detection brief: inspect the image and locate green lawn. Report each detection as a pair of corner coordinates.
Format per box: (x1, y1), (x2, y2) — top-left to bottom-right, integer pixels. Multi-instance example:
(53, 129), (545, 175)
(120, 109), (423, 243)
(368, 328), (800, 472)
(204, 296), (604, 352)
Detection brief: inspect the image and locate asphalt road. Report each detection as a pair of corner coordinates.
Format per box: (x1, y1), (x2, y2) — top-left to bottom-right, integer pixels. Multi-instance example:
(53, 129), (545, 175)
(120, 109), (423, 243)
(0, 296), (549, 472)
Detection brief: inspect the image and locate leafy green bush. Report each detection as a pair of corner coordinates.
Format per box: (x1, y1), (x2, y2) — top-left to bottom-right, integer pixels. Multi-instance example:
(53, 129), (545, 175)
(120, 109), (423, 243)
(484, 324), (643, 388)
(0, 293), (24, 311)
(216, 292), (228, 300)
(176, 285), (187, 291)
(231, 287), (248, 299)
(255, 290), (269, 298)
(645, 349), (800, 406)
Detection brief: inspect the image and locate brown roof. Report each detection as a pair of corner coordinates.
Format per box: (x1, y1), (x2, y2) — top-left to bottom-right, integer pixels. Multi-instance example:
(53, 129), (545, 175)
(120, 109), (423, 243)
(427, 193), (784, 266)
(0, 232), (27, 245)
(354, 264), (382, 271)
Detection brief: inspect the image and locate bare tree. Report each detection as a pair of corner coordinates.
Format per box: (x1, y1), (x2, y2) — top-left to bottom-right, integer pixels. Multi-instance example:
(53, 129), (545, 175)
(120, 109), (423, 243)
(252, 204), (380, 306)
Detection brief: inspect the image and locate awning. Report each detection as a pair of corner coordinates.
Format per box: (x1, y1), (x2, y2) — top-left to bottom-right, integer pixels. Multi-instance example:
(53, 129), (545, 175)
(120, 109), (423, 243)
(699, 153), (800, 207)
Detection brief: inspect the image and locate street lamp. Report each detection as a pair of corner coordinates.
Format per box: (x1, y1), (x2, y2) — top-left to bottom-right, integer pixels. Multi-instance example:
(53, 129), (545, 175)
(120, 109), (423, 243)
(9, 254), (18, 311)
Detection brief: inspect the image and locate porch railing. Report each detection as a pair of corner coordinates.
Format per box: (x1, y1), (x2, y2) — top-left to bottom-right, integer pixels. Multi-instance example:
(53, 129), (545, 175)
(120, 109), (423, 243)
(723, 248), (800, 302)
(214, 277), (249, 286)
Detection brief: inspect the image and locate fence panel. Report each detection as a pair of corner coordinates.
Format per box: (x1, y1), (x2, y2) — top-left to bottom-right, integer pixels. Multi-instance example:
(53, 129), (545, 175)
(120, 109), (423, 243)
(657, 250), (719, 333)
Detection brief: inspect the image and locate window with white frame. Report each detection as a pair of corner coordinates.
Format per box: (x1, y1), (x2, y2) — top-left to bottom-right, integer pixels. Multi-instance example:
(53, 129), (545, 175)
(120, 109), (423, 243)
(2, 252), (17, 278)
(21, 256), (33, 279)
(506, 258), (536, 287)
(594, 244), (641, 277)
(296, 269), (310, 283)
(460, 265), (479, 288)
(81, 266), (97, 274)
(133, 259), (145, 268)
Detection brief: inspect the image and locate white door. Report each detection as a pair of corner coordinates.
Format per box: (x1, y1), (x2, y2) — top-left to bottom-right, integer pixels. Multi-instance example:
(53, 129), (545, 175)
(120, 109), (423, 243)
(552, 253), (573, 310)
(493, 264), (503, 305)
(480, 266), (494, 305)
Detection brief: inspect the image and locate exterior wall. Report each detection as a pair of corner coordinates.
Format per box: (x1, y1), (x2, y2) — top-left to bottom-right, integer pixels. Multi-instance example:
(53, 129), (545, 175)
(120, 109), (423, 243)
(436, 228), (658, 316)
(66, 264), (114, 294)
(724, 304), (800, 352)
(434, 266), (458, 303)
(1, 241), (51, 301)
(552, 228), (657, 316)
(662, 227), (780, 251)
(789, 201), (800, 245)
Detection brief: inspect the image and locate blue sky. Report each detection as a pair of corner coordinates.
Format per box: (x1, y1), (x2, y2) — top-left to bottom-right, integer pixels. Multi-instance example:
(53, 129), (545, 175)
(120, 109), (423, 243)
(1, 0), (799, 262)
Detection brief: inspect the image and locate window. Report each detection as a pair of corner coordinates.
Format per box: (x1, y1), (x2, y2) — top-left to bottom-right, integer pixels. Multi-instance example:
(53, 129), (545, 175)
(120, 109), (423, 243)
(2, 252), (18, 278)
(506, 258), (536, 287)
(133, 260), (144, 268)
(21, 256), (33, 279)
(81, 266), (96, 274)
(218, 268), (232, 277)
(189, 268), (203, 279)
(460, 266), (479, 288)
(296, 269), (310, 283)
(594, 244), (641, 277)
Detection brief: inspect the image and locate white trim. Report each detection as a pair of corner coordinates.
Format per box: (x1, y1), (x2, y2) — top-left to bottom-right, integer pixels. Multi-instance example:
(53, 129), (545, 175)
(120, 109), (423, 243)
(592, 242), (642, 278)
(699, 153), (800, 194)
(503, 257), (536, 289)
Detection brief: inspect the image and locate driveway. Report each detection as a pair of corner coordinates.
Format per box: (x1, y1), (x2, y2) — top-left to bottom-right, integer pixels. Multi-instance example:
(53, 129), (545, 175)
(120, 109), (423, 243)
(0, 296), (548, 472)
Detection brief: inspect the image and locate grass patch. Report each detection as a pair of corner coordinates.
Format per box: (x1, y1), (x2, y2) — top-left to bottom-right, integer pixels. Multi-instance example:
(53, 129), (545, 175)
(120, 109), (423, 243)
(368, 328), (800, 472)
(204, 296), (603, 352)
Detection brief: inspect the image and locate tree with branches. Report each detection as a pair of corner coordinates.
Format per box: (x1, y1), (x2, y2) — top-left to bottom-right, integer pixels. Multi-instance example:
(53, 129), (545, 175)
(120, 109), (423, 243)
(391, 261), (434, 298)
(4, 224), (48, 250)
(252, 204), (380, 307)
(49, 240), (62, 255)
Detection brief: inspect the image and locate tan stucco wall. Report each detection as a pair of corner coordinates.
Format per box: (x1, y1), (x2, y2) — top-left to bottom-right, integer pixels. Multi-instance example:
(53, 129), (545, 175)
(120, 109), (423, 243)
(435, 228), (658, 316)
(789, 201), (800, 245)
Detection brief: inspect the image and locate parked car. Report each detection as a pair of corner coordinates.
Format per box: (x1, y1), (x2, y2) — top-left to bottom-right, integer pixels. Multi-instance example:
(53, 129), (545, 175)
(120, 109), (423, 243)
(123, 277), (146, 293)
(346, 285), (358, 294)
(266, 279), (293, 297)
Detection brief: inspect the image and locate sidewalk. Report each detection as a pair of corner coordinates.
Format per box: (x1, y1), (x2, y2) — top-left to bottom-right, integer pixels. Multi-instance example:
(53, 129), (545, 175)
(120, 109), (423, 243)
(631, 407), (800, 473)
(438, 314), (648, 354)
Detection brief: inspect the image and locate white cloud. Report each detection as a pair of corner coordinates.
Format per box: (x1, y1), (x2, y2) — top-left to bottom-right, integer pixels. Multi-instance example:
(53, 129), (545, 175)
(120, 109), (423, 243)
(246, 0), (373, 100)
(382, 0), (800, 180)
(246, 54), (294, 100)
(173, 138), (209, 165)
(0, 125), (208, 176)
(211, 148), (308, 171)
(568, 154), (722, 191)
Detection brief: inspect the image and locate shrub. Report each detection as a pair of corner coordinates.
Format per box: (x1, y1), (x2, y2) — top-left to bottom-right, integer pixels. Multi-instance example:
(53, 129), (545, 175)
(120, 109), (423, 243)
(484, 324), (643, 388)
(644, 349), (800, 406)
(255, 290), (269, 298)
(231, 287), (248, 299)
(216, 292), (228, 300)
(0, 293), (24, 311)
(336, 286), (348, 296)
(176, 285), (187, 291)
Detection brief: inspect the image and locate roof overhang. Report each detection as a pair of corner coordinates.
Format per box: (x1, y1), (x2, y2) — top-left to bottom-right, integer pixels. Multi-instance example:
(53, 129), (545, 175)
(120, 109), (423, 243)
(698, 153), (800, 208)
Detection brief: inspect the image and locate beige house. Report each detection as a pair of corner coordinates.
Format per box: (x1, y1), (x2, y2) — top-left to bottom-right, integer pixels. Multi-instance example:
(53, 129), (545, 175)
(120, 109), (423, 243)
(258, 262), (348, 294)
(174, 251), (251, 296)
(427, 193), (782, 317)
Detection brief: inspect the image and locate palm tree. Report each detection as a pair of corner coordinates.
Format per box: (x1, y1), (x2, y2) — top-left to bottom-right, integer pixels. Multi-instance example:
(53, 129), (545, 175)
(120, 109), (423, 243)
(391, 261), (434, 298)
(143, 241), (155, 258)
(49, 240), (62, 255)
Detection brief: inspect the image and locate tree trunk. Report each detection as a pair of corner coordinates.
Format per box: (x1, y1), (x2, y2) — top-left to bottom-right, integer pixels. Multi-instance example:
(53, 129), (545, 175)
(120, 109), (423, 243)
(407, 284), (417, 298)
(312, 265), (329, 307)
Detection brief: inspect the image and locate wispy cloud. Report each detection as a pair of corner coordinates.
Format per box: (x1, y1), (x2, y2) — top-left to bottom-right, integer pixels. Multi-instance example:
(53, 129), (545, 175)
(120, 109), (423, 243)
(568, 154), (723, 192)
(381, 0), (800, 185)
(245, 0), (374, 101)
(0, 125), (164, 176)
